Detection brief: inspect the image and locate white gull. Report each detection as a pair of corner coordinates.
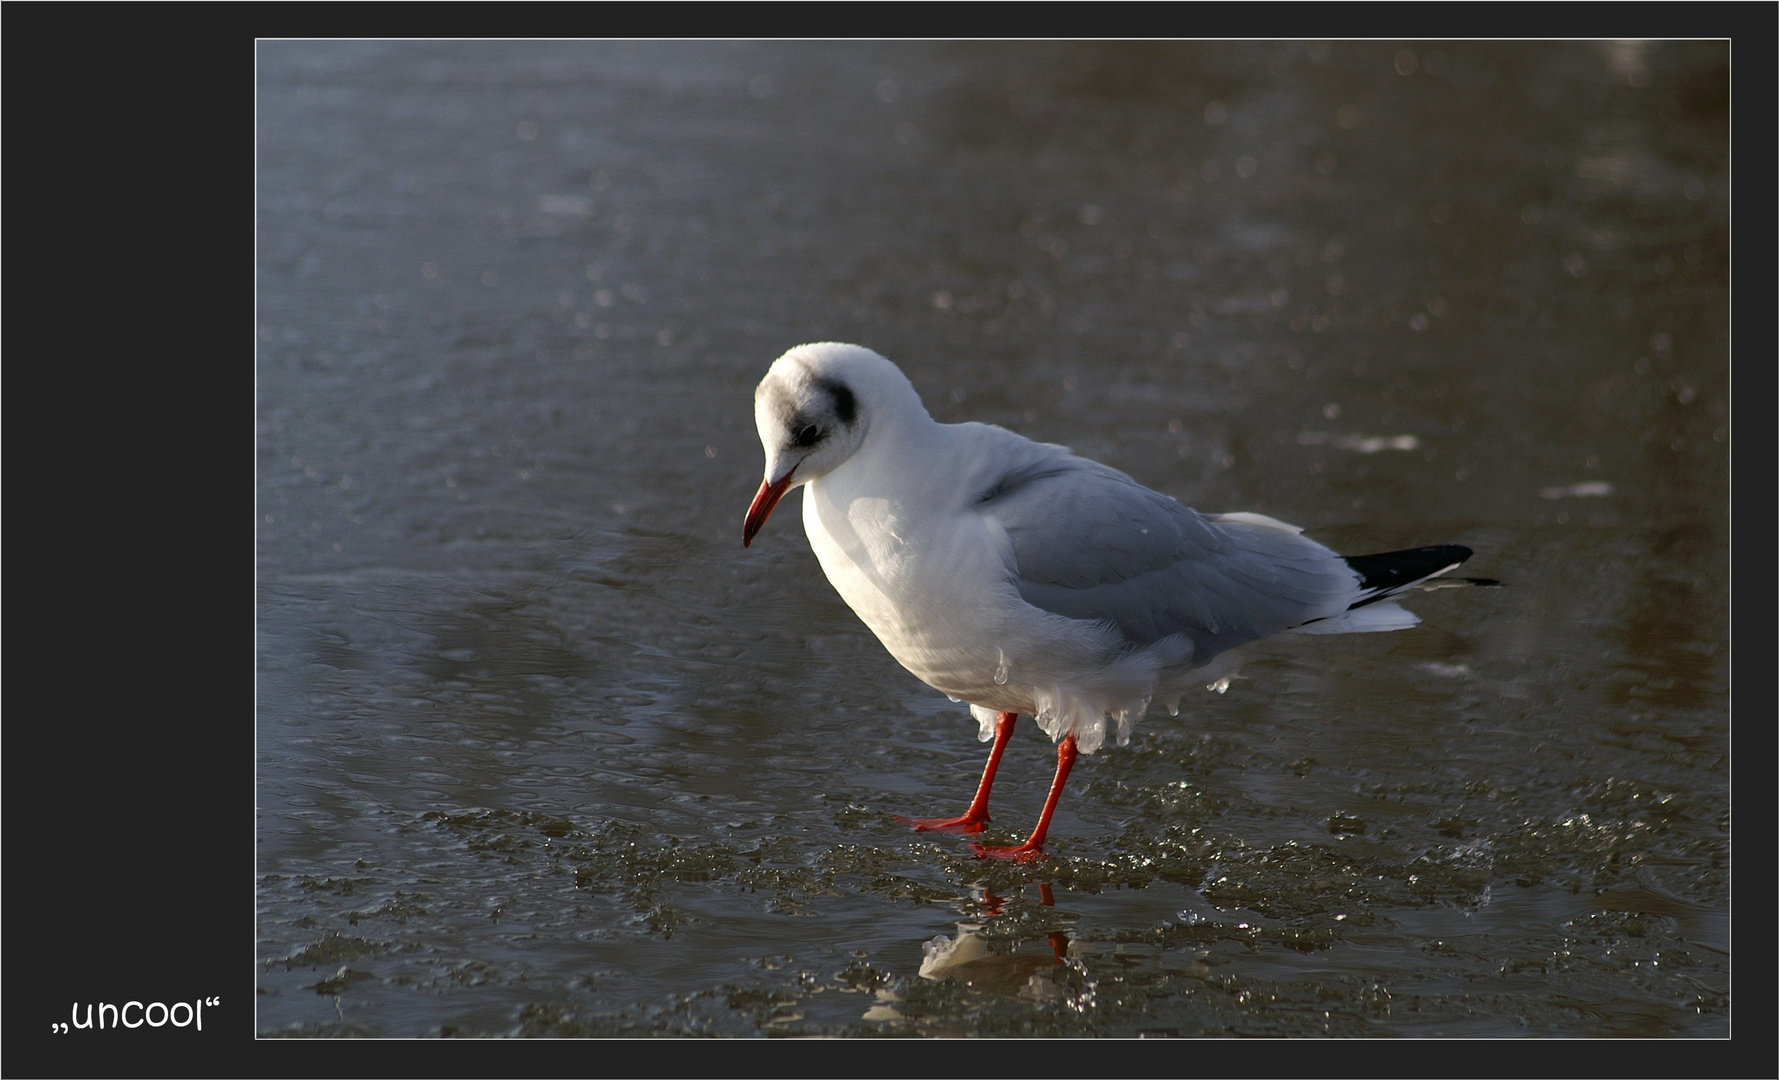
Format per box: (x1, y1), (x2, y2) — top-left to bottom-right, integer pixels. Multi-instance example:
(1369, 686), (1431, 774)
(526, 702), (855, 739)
(743, 343), (1483, 861)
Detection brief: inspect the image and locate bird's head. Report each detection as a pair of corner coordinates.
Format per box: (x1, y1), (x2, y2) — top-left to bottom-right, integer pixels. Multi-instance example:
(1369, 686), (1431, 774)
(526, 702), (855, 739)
(743, 342), (923, 546)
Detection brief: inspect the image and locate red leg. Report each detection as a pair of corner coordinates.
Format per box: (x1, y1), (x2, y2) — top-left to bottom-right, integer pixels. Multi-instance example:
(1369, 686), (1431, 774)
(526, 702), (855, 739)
(973, 735), (1077, 862)
(1046, 930), (1070, 964)
(1038, 883), (1067, 963)
(899, 712), (1018, 834)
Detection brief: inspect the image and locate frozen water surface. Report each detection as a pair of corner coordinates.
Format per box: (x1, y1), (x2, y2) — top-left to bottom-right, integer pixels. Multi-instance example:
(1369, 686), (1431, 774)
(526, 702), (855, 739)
(257, 41), (1729, 1042)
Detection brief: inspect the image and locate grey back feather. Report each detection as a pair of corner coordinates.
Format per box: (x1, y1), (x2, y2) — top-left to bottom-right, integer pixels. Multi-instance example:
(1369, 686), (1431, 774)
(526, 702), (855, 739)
(978, 450), (1356, 662)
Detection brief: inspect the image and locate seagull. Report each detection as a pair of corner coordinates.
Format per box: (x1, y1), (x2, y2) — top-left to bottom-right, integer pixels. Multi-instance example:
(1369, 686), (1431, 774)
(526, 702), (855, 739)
(743, 343), (1485, 861)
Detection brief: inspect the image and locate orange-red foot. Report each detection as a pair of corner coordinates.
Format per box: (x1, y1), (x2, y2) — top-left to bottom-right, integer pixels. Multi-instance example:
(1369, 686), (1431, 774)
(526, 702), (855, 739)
(898, 813), (989, 835)
(969, 841), (1048, 862)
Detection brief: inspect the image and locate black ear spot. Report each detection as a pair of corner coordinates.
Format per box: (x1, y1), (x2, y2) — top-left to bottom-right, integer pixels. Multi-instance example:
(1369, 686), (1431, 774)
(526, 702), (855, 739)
(815, 377), (857, 424)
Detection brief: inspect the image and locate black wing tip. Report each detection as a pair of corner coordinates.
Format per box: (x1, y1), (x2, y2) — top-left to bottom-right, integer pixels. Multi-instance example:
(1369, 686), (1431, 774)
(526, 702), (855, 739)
(1411, 543), (1472, 564)
(1343, 544), (1479, 605)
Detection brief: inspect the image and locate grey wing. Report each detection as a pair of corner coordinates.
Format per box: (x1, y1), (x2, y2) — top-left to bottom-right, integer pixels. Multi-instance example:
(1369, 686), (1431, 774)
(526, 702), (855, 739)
(980, 456), (1359, 662)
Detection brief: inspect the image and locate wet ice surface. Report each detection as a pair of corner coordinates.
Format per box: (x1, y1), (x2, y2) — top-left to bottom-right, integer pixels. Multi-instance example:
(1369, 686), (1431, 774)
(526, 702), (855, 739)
(256, 41), (1728, 1037)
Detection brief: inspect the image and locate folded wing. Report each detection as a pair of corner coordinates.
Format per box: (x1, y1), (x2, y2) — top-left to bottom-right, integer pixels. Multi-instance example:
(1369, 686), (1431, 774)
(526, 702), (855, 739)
(978, 453), (1361, 664)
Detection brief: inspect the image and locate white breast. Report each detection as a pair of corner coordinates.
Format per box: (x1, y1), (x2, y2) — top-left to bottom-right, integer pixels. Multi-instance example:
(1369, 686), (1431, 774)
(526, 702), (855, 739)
(799, 449), (1170, 755)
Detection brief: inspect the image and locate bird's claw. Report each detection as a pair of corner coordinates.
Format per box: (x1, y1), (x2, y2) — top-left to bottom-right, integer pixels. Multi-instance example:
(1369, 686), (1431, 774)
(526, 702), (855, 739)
(897, 814), (989, 835)
(969, 842), (1048, 863)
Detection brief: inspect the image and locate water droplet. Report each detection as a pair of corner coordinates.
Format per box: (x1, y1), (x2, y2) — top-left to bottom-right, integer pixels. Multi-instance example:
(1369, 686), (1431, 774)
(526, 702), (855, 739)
(993, 650), (1009, 686)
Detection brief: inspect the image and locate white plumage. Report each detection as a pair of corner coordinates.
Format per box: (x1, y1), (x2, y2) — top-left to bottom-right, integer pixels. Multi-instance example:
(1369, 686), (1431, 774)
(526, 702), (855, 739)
(744, 343), (1476, 859)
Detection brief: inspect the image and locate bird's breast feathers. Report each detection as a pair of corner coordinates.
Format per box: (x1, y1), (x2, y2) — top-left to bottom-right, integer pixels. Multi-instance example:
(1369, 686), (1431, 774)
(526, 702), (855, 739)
(804, 480), (1030, 675)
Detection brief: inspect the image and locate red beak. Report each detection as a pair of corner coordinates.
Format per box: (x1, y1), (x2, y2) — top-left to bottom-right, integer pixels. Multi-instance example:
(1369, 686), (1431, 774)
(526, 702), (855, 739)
(742, 468), (797, 547)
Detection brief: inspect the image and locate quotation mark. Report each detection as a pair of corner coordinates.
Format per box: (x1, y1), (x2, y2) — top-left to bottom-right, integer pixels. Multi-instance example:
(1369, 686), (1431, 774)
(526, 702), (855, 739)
(55, 996), (219, 1033)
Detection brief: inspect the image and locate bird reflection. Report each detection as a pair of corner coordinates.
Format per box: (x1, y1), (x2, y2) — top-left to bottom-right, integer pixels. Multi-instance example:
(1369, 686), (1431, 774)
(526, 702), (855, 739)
(915, 883), (1071, 999)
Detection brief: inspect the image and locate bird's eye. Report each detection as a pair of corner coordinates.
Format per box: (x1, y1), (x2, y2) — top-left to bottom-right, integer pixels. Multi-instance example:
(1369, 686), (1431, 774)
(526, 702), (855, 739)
(796, 424), (822, 446)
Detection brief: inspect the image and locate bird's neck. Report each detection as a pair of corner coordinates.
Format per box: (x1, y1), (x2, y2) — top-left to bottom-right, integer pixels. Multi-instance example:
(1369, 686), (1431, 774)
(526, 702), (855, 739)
(818, 414), (957, 504)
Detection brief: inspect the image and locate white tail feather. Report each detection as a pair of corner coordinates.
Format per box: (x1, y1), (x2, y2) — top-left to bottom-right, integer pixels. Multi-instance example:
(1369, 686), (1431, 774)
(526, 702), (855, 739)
(1295, 601), (1421, 635)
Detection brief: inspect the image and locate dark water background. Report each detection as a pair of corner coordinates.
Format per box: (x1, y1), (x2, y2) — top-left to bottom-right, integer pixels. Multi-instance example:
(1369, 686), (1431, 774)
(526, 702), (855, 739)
(256, 41), (1730, 1040)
